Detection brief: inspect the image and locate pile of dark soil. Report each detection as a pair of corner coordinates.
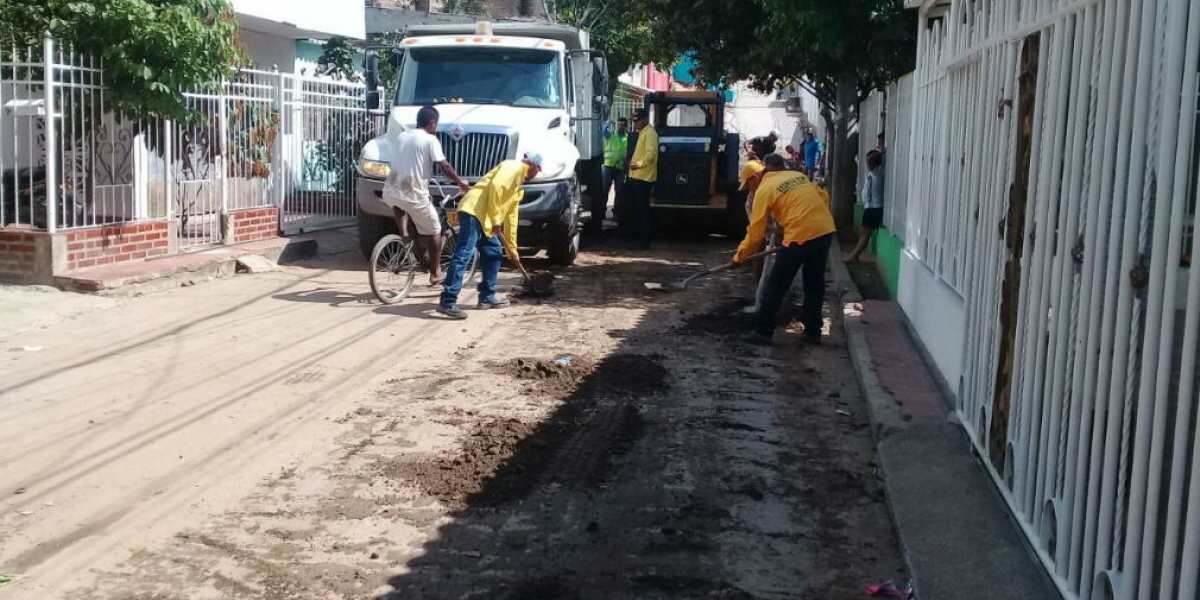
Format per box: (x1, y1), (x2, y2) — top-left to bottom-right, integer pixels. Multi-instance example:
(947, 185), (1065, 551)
(383, 418), (534, 509)
(395, 353), (670, 509)
(513, 270), (557, 299)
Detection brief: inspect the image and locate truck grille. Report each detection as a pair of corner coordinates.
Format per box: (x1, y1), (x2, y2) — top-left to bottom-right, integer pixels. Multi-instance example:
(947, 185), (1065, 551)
(435, 132), (510, 179)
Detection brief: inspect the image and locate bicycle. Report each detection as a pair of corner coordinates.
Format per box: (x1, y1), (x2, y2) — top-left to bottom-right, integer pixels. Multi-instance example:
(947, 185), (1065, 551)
(369, 181), (479, 305)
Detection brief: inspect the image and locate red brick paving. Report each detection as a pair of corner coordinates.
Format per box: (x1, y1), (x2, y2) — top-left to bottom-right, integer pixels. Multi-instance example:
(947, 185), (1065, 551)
(861, 299), (945, 419)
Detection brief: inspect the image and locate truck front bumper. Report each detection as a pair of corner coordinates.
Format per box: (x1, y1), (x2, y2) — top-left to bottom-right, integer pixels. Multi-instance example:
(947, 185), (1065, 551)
(358, 177), (578, 244)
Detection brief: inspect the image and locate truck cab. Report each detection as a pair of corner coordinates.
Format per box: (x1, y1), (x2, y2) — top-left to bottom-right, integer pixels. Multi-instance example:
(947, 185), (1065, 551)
(356, 22), (608, 265)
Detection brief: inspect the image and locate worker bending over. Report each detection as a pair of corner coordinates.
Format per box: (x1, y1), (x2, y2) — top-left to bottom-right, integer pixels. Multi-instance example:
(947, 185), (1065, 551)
(438, 154), (542, 319)
(733, 153), (835, 345)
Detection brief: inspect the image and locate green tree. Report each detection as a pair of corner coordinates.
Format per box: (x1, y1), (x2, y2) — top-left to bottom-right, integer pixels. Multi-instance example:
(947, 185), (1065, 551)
(316, 37), (362, 83)
(638, 0), (916, 229)
(0, 0), (243, 122)
(546, 0), (676, 94)
(442, 0), (486, 14)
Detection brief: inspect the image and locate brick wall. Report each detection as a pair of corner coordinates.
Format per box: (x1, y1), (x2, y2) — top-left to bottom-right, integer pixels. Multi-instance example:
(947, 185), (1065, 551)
(0, 230), (50, 283)
(226, 207), (279, 244)
(65, 221), (170, 271)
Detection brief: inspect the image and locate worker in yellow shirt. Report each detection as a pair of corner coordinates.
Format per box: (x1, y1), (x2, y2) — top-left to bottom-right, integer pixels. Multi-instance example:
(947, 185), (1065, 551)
(733, 153), (836, 345)
(438, 154), (542, 319)
(625, 107), (658, 249)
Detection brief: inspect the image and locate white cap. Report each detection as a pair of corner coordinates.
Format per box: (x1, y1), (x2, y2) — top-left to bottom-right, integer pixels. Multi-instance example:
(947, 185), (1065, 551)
(524, 152), (544, 167)
(769, 128), (781, 138)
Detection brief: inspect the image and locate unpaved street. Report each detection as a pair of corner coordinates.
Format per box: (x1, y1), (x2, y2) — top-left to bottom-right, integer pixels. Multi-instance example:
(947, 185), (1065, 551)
(0, 234), (902, 599)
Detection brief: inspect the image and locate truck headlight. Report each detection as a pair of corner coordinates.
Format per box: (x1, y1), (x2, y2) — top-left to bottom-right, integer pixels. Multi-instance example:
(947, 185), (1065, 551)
(358, 159), (391, 179)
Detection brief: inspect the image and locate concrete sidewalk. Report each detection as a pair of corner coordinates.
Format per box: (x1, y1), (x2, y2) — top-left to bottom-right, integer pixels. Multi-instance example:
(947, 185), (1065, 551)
(52, 228), (355, 295)
(831, 247), (1059, 600)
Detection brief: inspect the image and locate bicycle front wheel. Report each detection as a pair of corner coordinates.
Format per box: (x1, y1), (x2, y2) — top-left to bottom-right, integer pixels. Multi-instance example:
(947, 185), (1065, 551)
(369, 234), (417, 305)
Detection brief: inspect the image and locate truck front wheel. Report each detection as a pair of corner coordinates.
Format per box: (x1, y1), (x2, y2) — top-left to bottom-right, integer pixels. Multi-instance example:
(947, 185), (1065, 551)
(357, 210), (395, 259)
(548, 188), (581, 266)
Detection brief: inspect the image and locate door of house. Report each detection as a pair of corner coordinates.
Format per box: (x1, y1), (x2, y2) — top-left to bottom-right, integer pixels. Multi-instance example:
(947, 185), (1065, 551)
(990, 34), (1041, 471)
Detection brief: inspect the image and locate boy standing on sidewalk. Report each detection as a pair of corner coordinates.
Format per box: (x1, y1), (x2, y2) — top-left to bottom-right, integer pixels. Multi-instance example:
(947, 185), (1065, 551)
(847, 150), (884, 263)
(733, 153), (836, 346)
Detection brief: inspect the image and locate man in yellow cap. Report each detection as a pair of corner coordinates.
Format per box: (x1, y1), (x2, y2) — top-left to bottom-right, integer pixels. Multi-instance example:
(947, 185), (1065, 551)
(625, 107), (658, 249)
(733, 153), (835, 345)
(438, 154), (542, 319)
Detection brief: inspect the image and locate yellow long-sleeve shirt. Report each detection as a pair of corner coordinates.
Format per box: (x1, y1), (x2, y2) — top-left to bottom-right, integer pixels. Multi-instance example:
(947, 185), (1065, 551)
(457, 160), (527, 255)
(628, 125), (659, 183)
(735, 171), (835, 263)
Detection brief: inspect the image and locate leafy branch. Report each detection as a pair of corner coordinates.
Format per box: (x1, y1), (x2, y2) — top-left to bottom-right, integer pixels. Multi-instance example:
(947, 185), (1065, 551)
(0, 0), (244, 123)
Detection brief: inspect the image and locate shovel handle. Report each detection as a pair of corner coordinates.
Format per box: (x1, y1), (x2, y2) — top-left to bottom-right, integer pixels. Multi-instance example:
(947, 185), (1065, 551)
(678, 246), (780, 288)
(704, 246), (779, 277)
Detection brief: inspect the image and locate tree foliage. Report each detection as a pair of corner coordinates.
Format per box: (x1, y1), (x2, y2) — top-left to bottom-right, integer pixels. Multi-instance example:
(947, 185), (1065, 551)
(441, 0), (486, 15)
(639, 0), (916, 101)
(546, 0), (675, 91)
(0, 0), (243, 122)
(317, 37), (363, 83)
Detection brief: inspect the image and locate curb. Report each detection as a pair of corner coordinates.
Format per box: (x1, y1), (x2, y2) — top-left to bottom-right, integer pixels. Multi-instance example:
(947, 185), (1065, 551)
(828, 238), (922, 596)
(55, 235), (323, 296)
(829, 239), (906, 441)
(829, 238), (1061, 600)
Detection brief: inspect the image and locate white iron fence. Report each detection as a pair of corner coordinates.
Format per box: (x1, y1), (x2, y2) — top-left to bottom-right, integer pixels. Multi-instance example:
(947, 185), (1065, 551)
(0, 36), (376, 251)
(904, 0), (1200, 599)
(858, 74), (913, 238)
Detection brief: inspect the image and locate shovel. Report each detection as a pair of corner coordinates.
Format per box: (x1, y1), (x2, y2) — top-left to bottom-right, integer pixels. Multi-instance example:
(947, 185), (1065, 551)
(515, 261), (555, 297)
(645, 247), (780, 292)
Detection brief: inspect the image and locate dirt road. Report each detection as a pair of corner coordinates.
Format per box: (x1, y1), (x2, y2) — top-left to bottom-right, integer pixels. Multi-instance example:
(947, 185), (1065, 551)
(0, 234), (902, 599)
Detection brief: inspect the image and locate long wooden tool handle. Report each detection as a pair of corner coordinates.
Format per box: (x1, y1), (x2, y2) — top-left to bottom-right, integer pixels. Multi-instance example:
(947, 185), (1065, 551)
(708, 246), (780, 276)
(681, 247), (781, 286)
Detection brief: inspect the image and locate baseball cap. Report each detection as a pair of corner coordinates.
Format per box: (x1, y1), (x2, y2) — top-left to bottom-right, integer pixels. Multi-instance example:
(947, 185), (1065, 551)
(524, 152), (544, 167)
(769, 128), (781, 138)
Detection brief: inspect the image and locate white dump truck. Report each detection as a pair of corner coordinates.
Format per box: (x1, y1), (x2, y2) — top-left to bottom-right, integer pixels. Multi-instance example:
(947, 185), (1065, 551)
(356, 21), (609, 265)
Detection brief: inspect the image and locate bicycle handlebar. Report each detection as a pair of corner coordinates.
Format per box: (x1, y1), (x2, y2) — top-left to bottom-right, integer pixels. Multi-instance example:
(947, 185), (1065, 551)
(427, 179), (465, 209)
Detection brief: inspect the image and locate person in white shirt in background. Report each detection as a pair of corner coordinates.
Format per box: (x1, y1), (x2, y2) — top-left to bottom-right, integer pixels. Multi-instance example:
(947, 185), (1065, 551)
(383, 105), (470, 285)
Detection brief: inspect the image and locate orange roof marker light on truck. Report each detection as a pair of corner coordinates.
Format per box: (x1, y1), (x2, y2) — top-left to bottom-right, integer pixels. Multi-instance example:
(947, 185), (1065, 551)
(403, 38), (417, 45)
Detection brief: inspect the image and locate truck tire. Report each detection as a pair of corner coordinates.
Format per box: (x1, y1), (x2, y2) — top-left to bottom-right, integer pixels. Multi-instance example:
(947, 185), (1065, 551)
(357, 210), (394, 259)
(548, 181), (581, 266)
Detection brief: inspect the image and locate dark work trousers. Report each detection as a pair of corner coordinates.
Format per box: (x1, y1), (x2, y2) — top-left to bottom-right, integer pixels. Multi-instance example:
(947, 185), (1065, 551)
(623, 178), (653, 247)
(754, 233), (833, 338)
(602, 165), (626, 223)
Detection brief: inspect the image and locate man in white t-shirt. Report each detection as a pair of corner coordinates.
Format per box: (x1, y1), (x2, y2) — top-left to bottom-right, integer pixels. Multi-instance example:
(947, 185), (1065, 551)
(383, 105), (470, 285)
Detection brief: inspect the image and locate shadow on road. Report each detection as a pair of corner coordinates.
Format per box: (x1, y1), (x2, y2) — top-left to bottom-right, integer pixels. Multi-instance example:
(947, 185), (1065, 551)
(363, 239), (903, 600)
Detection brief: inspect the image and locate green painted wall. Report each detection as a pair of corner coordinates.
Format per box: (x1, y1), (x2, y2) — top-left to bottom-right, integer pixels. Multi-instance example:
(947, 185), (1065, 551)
(873, 228), (902, 296)
(851, 202), (903, 297)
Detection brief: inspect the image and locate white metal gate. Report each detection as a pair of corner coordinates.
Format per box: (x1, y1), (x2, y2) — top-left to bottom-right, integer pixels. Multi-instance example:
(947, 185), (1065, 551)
(2, 37), (377, 252)
(279, 75), (375, 234)
(905, 0), (1200, 598)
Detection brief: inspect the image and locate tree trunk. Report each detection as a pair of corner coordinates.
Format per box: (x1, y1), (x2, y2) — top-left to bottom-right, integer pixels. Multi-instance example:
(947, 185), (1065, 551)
(830, 75), (858, 231)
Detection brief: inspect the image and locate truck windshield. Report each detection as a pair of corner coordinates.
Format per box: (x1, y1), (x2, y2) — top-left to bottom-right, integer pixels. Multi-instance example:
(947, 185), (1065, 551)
(395, 47), (563, 109)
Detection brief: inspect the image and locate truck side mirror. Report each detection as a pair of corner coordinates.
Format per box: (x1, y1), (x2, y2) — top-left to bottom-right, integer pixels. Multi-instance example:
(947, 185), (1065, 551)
(364, 52), (381, 111)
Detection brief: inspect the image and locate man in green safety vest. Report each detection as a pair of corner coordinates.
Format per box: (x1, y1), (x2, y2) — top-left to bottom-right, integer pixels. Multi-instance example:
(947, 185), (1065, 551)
(593, 117), (628, 234)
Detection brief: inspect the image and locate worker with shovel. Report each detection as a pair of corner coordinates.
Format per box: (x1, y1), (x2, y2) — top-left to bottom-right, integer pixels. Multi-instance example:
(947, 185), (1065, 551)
(438, 154), (543, 320)
(732, 153), (835, 346)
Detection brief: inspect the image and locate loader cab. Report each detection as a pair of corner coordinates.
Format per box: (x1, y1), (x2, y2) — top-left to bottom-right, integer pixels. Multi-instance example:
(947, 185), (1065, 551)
(641, 91), (745, 235)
